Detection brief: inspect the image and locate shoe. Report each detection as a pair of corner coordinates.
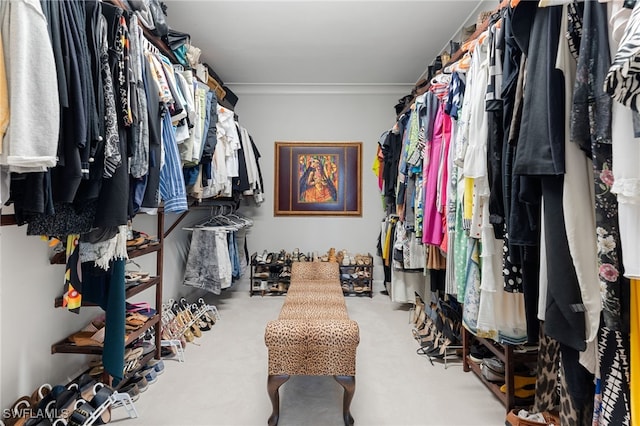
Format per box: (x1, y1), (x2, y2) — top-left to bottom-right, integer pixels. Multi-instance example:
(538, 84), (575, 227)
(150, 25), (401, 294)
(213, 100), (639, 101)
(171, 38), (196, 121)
(499, 375), (537, 392)
(481, 361), (504, 382)
(29, 383), (52, 407)
(119, 383), (140, 402)
(468, 344), (492, 364)
(483, 357), (505, 374)
(512, 385), (536, 399)
(140, 367), (158, 384)
(514, 344), (539, 354)
(129, 373), (149, 392)
(161, 346), (176, 359)
(146, 358), (165, 375)
(5, 396), (32, 425)
(88, 384), (114, 425)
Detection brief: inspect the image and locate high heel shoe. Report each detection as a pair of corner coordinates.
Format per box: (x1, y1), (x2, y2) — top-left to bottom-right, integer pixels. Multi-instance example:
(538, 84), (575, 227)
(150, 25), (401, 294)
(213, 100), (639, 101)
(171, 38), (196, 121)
(265, 252), (274, 264)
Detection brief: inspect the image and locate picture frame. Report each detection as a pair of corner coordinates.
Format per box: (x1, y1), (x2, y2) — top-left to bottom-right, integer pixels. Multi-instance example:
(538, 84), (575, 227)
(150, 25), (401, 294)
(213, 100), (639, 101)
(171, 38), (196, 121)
(274, 141), (362, 216)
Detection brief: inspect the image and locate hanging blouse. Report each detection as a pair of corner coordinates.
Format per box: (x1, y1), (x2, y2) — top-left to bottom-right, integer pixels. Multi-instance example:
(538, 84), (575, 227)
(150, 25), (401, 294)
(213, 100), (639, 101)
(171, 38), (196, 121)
(0, 0), (59, 172)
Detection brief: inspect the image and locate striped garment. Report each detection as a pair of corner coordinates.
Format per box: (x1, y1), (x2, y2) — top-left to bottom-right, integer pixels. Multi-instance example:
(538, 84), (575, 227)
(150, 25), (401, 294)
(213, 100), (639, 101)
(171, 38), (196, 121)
(604, 0), (640, 111)
(159, 112), (188, 213)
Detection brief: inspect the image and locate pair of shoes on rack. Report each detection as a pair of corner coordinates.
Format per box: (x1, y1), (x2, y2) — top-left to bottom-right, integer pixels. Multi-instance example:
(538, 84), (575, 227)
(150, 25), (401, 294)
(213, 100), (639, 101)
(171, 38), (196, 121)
(118, 383), (140, 402)
(138, 359), (164, 385)
(481, 357), (505, 382)
(126, 230), (160, 250)
(500, 374), (537, 399)
(121, 373), (148, 393)
(66, 381), (114, 426)
(68, 318), (107, 347)
(6, 377), (114, 426)
(468, 344), (493, 364)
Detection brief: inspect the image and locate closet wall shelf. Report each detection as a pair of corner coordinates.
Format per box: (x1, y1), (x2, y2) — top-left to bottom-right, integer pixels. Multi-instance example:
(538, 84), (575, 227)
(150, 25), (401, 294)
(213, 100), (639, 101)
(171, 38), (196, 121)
(50, 244), (162, 265)
(0, 214), (17, 226)
(53, 276), (161, 308)
(127, 244), (162, 259)
(51, 315), (160, 355)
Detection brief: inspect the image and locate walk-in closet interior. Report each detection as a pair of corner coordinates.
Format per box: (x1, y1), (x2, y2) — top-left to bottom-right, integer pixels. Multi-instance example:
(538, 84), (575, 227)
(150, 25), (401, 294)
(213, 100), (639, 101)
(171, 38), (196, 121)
(0, 0), (638, 425)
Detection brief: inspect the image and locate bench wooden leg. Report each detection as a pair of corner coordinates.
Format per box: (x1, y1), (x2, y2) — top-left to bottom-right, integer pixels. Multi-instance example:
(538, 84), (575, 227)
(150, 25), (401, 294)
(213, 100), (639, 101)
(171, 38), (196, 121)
(334, 375), (355, 426)
(267, 374), (290, 426)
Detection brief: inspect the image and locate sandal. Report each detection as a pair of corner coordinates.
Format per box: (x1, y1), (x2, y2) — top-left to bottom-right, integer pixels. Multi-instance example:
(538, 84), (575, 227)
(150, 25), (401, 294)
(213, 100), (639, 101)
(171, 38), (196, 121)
(191, 304), (211, 331)
(197, 298), (217, 325)
(126, 312), (149, 328)
(126, 236), (146, 249)
(29, 383), (52, 407)
(6, 396), (32, 425)
(69, 328), (105, 347)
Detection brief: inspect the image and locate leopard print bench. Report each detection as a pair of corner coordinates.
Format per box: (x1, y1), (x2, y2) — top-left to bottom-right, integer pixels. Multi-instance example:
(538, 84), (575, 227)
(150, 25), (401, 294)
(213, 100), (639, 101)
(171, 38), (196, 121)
(264, 261), (360, 426)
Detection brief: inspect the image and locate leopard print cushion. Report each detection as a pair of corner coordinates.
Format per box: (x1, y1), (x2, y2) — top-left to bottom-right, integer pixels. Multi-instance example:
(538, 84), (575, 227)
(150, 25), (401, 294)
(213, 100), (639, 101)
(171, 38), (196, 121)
(264, 264), (359, 377)
(279, 303), (350, 320)
(265, 320), (359, 376)
(291, 261), (340, 281)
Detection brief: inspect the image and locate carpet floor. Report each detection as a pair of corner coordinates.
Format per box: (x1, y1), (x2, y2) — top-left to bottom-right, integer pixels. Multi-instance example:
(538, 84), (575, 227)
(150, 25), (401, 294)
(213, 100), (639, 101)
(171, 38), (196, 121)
(112, 281), (507, 426)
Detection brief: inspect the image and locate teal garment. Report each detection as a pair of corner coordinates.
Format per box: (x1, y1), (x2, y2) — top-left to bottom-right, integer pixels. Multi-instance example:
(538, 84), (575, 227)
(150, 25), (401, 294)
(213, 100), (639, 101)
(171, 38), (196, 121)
(83, 259), (126, 383)
(104, 259), (125, 383)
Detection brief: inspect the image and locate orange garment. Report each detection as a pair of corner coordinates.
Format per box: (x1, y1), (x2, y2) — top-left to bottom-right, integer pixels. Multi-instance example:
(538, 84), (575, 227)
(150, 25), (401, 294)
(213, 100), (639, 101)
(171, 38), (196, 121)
(303, 182), (333, 202)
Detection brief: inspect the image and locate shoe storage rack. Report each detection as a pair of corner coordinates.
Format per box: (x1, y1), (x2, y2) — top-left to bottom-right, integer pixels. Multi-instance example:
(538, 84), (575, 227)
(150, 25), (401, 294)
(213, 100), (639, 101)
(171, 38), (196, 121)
(249, 251), (291, 296)
(339, 254), (373, 298)
(461, 328), (538, 413)
(51, 210), (165, 389)
(249, 251), (374, 297)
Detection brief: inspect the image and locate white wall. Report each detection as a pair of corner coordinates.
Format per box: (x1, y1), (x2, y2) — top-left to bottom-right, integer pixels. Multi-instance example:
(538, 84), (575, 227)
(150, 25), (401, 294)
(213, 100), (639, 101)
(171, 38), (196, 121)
(0, 224), (98, 408)
(230, 84), (408, 285)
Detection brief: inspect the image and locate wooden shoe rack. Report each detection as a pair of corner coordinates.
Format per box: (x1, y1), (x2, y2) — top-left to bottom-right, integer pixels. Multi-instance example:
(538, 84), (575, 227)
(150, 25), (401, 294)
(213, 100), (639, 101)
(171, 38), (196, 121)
(461, 327), (538, 413)
(50, 210), (164, 388)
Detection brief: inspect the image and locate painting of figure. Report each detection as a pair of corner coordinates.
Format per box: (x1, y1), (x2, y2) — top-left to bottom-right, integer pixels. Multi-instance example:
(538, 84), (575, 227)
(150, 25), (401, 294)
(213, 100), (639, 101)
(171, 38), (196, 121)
(274, 141), (361, 216)
(298, 154), (338, 203)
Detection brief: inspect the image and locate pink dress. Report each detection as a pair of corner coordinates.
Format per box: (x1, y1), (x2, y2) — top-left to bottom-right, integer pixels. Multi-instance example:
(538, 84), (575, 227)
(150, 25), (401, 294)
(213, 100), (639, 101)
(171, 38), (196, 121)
(422, 103), (452, 245)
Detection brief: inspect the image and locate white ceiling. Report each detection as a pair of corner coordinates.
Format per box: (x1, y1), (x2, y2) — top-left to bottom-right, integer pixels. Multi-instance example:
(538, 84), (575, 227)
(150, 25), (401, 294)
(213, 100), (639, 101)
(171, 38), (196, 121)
(162, 1), (493, 86)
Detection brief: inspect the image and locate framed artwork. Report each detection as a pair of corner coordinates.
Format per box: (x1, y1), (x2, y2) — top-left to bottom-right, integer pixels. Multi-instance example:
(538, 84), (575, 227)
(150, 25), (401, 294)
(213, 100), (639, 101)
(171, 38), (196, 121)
(274, 141), (362, 216)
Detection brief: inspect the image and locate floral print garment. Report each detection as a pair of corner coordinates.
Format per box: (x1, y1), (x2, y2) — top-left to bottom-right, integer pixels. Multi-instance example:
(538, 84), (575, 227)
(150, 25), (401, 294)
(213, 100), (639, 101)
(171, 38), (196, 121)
(570, 2), (631, 424)
(570, 0), (625, 330)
